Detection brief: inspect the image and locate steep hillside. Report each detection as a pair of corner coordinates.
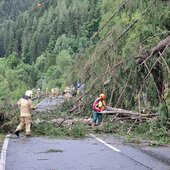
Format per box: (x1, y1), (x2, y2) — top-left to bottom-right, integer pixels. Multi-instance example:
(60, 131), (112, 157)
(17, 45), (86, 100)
(0, 0), (169, 143)
(0, 0), (37, 23)
(69, 0), (170, 120)
(0, 0), (169, 121)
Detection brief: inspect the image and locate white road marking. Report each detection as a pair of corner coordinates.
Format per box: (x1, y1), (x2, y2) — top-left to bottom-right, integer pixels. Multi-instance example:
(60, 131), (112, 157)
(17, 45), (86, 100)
(90, 134), (155, 170)
(0, 135), (10, 170)
(90, 134), (121, 153)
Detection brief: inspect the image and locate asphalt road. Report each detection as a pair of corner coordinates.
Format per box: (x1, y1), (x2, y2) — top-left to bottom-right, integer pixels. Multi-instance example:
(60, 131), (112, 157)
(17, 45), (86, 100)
(35, 96), (64, 112)
(3, 134), (170, 170)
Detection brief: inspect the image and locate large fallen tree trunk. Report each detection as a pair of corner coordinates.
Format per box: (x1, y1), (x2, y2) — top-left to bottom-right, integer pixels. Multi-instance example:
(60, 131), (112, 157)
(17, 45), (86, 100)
(102, 106), (159, 120)
(136, 36), (170, 64)
(103, 106), (141, 116)
(151, 36), (170, 55)
(135, 36), (170, 104)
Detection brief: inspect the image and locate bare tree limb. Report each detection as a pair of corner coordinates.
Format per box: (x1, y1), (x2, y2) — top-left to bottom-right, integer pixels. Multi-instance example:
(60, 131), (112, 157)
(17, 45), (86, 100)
(161, 56), (170, 75)
(115, 70), (132, 107)
(136, 36), (170, 65)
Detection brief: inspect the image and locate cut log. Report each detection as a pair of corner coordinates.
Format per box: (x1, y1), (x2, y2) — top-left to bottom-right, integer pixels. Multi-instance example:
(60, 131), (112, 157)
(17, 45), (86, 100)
(103, 106), (141, 116)
(101, 106), (159, 121)
(151, 36), (170, 55)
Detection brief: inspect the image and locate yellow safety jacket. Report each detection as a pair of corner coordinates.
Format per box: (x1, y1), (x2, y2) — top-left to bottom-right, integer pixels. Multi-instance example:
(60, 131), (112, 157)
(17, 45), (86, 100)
(17, 98), (33, 117)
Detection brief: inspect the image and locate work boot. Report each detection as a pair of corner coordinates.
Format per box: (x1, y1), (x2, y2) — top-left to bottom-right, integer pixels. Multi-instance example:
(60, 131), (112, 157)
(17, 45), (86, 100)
(14, 130), (20, 137)
(26, 133), (33, 137)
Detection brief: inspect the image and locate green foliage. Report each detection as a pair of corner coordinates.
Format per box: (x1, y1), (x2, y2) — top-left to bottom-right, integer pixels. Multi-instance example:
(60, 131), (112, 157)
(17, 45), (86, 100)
(159, 102), (169, 124)
(68, 123), (86, 138)
(56, 50), (72, 68)
(33, 122), (86, 138)
(16, 63), (39, 88)
(134, 120), (170, 144)
(0, 0), (36, 23)
(5, 53), (19, 68)
(161, 11), (170, 30)
(33, 123), (66, 137)
(53, 34), (73, 54)
(59, 100), (74, 114)
(99, 120), (170, 145)
(0, 80), (10, 100)
(35, 54), (47, 72)
(0, 134), (4, 143)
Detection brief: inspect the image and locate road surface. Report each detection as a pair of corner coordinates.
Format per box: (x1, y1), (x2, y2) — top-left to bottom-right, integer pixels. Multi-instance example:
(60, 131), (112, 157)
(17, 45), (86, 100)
(1, 134), (170, 170)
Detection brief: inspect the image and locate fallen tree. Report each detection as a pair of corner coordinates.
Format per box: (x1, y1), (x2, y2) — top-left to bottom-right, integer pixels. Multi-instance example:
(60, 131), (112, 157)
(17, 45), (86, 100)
(136, 36), (170, 65)
(101, 106), (159, 121)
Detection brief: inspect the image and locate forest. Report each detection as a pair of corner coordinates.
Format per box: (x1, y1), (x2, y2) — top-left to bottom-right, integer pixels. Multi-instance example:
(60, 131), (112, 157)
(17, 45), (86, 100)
(0, 0), (169, 141)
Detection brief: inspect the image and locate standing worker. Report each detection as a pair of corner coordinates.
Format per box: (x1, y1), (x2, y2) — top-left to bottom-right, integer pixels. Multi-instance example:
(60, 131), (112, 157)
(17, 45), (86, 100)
(92, 93), (106, 128)
(63, 88), (72, 101)
(54, 87), (59, 96)
(14, 90), (35, 137)
(37, 88), (41, 101)
(45, 88), (49, 97)
(51, 88), (55, 97)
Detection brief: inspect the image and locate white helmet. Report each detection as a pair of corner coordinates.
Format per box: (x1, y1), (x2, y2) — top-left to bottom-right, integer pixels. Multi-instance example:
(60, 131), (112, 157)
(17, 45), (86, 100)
(25, 90), (33, 97)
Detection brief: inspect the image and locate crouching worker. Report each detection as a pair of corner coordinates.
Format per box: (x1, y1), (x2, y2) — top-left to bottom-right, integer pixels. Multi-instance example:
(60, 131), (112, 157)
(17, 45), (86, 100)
(14, 90), (36, 137)
(92, 93), (106, 128)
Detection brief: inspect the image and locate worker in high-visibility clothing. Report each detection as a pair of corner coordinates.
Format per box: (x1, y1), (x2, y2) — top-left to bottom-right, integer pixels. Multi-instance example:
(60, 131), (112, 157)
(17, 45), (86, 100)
(63, 89), (72, 100)
(14, 90), (36, 137)
(92, 93), (106, 128)
(37, 88), (41, 101)
(51, 88), (55, 97)
(45, 88), (49, 97)
(54, 88), (59, 96)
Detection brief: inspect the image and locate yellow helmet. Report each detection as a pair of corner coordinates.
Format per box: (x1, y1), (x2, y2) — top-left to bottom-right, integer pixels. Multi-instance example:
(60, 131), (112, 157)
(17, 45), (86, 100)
(99, 93), (106, 100)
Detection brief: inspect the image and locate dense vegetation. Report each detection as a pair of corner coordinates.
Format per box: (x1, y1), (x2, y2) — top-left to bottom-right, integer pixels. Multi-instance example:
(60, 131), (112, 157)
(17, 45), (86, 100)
(0, 0), (100, 98)
(0, 0), (169, 142)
